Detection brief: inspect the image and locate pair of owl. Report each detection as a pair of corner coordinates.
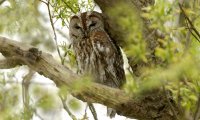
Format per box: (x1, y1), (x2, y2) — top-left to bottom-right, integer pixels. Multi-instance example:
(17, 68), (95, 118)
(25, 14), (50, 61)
(69, 11), (126, 118)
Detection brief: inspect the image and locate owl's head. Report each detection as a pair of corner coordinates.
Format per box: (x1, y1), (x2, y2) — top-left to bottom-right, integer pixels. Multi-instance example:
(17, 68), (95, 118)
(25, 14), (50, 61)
(69, 11), (105, 42)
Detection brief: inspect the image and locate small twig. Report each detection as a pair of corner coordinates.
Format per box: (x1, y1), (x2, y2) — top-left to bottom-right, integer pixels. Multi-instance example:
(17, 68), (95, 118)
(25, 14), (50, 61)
(194, 94), (200, 120)
(179, 3), (200, 43)
(81, 105), (88, 120)
(53, 17), (59, 24)
(53, 8), (68, 27)
(39, 0), (47, 5)
(34, 109), (45, 120)
(46, 0), (63, 63)
(61, 0), (77, 13)
(60, 95), (77, 120)
(45, 2), (79, 119)
(22, 69), (35, 119)
(22, 70), (35, 106)
(163, 86), (179, 120)
(91, 3), (97, 11)
(88, 103), (98, 120)
(185, 19), (200, 42)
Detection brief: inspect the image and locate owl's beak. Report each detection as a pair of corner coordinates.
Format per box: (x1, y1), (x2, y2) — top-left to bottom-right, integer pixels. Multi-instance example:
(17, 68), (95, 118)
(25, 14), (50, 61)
(83, 31), (89, 38)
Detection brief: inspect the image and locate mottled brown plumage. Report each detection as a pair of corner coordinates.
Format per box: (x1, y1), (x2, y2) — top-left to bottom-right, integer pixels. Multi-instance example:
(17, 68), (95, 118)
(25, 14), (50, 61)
(69, 11), (126, 117)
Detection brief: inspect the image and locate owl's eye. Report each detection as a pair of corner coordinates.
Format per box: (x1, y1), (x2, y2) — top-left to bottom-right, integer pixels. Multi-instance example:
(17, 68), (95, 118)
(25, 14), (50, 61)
(89, 22), (97, 28)
(75, 25), (81, 29)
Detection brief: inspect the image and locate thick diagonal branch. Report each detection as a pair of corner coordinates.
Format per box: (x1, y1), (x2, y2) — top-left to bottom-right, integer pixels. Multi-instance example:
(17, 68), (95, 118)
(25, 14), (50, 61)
(0, 36), (179, 119)
(0, 57), (22, 69)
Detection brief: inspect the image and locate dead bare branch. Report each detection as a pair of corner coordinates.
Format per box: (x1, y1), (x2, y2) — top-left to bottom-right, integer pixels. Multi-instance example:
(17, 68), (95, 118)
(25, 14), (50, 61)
(0, 57), (22, 69)
(22, 69), (35, 119)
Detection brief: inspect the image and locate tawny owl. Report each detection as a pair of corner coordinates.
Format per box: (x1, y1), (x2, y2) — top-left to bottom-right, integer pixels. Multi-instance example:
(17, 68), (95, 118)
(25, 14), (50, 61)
(69, 11), (126, 117)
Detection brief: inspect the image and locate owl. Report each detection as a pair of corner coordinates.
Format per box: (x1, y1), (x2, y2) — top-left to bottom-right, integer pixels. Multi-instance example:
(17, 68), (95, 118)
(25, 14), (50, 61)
(69, 11), (126, 117)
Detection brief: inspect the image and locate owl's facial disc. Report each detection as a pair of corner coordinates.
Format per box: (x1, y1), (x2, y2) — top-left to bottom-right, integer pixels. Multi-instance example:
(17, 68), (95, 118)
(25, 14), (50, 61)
(88, 21), (97, 30)
(74, 24), (81, 30)
(86, 13), (104, 34)
(86, 17), (99, 31)
(69, 16), (85, 39)
(69, 12), (105, 41)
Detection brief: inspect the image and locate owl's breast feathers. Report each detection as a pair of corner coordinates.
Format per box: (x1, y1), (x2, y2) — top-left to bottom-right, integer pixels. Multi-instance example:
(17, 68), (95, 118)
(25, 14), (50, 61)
(73, 31), (125, 88)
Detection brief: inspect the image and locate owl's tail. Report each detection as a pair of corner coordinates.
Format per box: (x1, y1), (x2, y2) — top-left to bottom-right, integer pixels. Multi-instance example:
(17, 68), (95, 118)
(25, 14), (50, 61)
(107, 107), (116, 118)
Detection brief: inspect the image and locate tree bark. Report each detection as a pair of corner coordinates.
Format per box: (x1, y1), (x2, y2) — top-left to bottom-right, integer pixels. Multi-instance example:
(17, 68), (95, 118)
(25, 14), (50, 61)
(94, 0), (156, 48)
(94, 0), (161, 76)
(0, 36), (179, 119)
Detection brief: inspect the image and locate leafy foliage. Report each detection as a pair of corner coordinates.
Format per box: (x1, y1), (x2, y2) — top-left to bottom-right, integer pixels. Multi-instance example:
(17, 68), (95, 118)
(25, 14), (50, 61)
(0, 0), (94, 119)
(0, 0), (55, 51)
(50, 0), (95, 28)
(0, 0), (200, 119)
(124, 0), (200, 117)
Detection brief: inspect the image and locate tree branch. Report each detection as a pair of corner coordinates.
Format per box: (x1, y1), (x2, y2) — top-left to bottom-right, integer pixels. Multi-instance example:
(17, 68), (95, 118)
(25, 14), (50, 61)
(46, 0), (63, 63)
(59, 95), (77, 120)
(0, 57), (22, 69)
(22, 69), (35, 119)
(179, 3), (200, 43)
(0, 36), (179, 119)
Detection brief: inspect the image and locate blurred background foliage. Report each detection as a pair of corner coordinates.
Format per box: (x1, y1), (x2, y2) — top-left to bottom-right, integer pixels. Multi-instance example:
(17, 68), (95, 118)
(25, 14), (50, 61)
(0, 0), (55, 51)
(0, 0), (95, 119)
(0, 0), (200, 119)
(124, 0), (200, 118)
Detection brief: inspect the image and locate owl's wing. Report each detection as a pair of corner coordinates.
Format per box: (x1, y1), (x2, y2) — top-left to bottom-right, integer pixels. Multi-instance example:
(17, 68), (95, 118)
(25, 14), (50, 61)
(91, 31), (125, 88)
(91, 31), (116, 56)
